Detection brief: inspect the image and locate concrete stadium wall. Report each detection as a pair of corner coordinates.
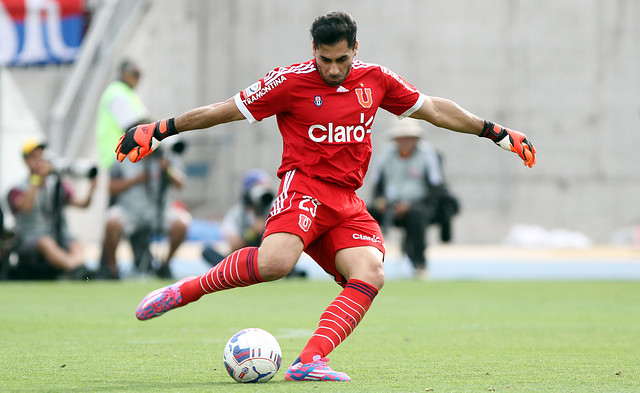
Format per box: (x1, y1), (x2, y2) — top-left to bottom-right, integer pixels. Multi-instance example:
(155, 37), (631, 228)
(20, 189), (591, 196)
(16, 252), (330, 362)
(6, 0), (640, 245)
(112, 0), (640, 243)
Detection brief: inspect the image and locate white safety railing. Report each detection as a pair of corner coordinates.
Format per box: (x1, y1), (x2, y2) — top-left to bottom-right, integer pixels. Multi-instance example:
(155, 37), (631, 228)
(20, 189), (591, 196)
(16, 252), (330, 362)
(48, 0), (151, 158)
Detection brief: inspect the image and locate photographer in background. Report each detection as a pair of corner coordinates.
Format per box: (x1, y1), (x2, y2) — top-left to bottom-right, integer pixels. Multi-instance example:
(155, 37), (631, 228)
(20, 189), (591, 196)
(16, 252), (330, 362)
(368, 119), (459, 280)
(102, 144), (191, 279)
(7, 139), (97, 280)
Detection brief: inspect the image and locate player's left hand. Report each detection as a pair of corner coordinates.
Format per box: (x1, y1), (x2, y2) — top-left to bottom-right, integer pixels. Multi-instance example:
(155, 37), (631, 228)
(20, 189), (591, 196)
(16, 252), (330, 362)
(116, 118), (177, 163)
(500, 128), (536, 168)
(480, 121), (536, 168)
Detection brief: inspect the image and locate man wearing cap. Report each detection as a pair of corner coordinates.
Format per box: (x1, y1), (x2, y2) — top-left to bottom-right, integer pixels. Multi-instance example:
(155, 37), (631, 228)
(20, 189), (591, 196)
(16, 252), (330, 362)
(368, 118), (453, 279)
(7, 139), (97, 279)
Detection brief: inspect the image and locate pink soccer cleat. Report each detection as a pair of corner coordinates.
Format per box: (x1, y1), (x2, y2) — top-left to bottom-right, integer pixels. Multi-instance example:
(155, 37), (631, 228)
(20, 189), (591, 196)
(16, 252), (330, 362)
(135, 276), (195, 321)
(284, 355), (351, 382)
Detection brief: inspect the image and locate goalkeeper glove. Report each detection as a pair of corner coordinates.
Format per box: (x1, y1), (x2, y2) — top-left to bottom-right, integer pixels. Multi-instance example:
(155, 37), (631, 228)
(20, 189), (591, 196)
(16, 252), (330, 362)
(480, 121), (536, 168)
(116, 118), (178, 163)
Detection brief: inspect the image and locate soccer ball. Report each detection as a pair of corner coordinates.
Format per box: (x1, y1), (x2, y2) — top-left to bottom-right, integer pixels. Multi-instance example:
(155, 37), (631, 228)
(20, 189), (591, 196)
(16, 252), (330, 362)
(223, 328), (282, 383)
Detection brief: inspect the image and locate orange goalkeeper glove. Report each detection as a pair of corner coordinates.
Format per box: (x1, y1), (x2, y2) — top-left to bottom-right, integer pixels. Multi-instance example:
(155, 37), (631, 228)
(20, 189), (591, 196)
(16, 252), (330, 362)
(115, 118), (178, 163)
(480, 121), (536, 168)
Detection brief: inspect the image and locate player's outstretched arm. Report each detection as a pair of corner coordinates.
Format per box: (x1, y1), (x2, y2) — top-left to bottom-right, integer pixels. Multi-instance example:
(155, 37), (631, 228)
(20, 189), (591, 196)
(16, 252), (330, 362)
(411, 96), (536, 167)
(116, 98), (245, 163)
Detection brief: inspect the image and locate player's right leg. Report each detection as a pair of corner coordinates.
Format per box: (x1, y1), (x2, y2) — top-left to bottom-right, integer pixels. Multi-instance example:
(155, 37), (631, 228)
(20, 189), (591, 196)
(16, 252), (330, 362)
(135, 232), (303, 320)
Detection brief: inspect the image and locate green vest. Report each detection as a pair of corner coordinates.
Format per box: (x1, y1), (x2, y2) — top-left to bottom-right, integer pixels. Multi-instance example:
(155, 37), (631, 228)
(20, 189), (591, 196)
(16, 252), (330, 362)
(96, 80), (147, 169)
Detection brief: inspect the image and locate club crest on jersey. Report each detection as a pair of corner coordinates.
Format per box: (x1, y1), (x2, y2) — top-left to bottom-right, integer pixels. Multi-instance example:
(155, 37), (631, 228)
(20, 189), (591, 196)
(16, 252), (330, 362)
(355, 88), (373, 108)
(314, 95), (323, 107)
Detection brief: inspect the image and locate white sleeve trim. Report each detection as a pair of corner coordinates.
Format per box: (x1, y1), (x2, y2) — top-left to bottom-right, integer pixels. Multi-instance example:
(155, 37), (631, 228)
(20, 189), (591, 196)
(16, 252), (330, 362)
(234, 93), (257, 123)
(399, 93), (426, 118)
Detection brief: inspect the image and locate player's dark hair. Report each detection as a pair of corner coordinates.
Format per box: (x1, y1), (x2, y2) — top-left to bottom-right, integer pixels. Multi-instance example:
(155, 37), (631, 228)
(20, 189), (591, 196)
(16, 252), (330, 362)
(310, 11), (357, 49)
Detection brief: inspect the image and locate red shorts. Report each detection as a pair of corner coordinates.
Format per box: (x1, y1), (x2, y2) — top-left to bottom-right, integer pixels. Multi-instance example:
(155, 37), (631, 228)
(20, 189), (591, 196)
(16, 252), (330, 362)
(263, 170), (385, 285)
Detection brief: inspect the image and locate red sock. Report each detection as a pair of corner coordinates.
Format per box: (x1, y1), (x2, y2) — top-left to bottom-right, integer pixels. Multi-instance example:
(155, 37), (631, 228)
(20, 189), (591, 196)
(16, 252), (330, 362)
(180, 247), (263, 304)
(299, 279), (378, 363)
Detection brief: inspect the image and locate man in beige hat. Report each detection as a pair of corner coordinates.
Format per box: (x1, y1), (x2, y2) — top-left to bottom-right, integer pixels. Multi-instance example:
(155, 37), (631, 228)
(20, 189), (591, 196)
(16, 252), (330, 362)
(368, 118), (453, 279)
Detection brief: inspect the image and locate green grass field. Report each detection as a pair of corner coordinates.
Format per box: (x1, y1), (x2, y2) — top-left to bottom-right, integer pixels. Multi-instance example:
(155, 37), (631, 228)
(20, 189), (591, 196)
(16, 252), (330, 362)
(1, 279), (639, 392)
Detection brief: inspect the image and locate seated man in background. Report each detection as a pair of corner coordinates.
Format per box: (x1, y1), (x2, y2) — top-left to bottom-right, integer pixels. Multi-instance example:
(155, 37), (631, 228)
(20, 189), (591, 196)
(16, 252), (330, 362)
(101, 145), (191, 279)
(368, 119), (458, 279)
(7, 139), (97, 280)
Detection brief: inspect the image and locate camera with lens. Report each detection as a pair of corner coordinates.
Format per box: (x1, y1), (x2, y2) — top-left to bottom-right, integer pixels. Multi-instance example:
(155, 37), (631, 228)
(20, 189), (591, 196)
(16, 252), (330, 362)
(244, 184), (275, 218)
(49, 157), (98, 179)
(154, 140), (187, 158)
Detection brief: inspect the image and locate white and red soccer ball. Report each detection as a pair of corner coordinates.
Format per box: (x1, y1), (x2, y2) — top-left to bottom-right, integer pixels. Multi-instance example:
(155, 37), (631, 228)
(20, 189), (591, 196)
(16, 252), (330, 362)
(223, 328), (282, 383)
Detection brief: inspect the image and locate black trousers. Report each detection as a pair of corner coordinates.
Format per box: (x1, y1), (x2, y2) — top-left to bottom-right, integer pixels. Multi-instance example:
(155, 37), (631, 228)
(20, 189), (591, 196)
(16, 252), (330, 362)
(368, 202), (433, 270)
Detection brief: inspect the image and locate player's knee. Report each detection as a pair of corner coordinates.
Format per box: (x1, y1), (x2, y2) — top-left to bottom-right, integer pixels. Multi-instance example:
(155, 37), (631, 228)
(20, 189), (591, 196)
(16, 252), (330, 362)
(259, 261), (294, 281)
(366, 260), (385, 290)
(255, 246), (291, 280)
(336, 247), (386, 290)
(344, 259), (385, 290)
(257, 233), (304, 281)
(257, 250), (297, 281)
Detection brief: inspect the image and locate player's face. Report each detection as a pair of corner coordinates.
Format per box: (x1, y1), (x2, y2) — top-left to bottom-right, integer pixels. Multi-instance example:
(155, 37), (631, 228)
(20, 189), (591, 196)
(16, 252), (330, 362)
(313, 39), (358, 86)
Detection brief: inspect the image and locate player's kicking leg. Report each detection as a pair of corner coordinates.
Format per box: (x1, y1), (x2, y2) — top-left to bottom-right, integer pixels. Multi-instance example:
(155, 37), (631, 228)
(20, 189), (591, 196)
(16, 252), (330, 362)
(135, 247), (264, 321)
(135, 233), (303, 320)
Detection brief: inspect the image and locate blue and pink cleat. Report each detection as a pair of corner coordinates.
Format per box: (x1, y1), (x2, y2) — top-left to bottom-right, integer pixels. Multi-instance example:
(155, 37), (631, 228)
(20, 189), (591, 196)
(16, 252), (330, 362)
(284, 355), (351, 382)
(135, 276), (195, 320)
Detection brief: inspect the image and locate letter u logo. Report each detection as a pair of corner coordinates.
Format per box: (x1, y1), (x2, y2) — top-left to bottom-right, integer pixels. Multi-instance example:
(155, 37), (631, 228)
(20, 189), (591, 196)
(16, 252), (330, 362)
(355, 88), (373, 108)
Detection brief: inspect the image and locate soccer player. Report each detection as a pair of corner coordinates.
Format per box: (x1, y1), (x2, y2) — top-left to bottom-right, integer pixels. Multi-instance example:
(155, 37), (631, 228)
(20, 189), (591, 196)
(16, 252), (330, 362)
(116, 11), (536, 382)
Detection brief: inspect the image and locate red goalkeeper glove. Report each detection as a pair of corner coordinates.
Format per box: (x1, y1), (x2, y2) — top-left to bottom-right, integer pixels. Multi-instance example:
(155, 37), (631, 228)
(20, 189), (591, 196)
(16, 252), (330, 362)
(115, 118), (178, 163)
(480, 121), (536, 168)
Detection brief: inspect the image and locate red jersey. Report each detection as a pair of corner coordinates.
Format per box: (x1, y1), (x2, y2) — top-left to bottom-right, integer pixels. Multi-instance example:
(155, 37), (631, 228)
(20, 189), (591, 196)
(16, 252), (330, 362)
(234, 59), (424, 189)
